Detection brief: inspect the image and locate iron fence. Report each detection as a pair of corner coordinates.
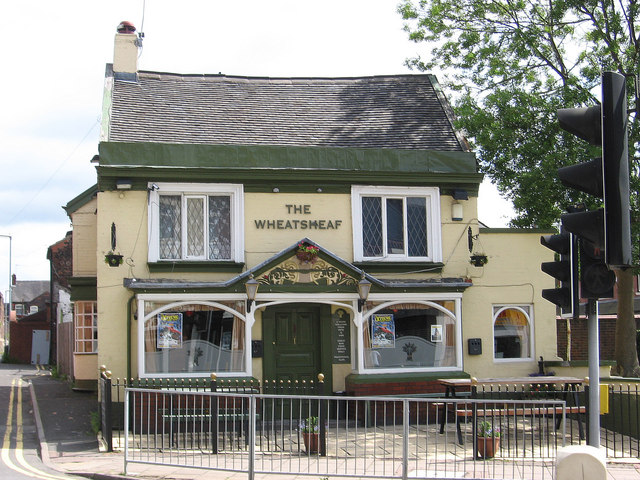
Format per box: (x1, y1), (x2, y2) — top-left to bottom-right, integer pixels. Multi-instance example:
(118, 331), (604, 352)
(122, 387), (580, 480)
(98, 371), (640, 468)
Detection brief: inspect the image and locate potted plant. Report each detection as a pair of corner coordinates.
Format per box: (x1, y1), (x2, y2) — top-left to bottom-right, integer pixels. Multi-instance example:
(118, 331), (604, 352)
(296, 242), (320, 263)
(104, 251), (123, 267)
(470, 254), (488, 267)
(476, 420), (501, 459)
(300, 416), (319, 453)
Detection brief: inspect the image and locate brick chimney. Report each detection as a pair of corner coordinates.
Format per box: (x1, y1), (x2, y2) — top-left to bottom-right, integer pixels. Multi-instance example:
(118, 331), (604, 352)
(113, 21), (138, 74)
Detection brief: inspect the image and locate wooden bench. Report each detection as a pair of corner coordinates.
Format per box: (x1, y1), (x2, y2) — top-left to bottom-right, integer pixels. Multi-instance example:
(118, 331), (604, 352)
(163, 407), (262, 449)
(450, 404), (586, 444)
(162, 389), (261, 450)
(455, 405), (586, 417)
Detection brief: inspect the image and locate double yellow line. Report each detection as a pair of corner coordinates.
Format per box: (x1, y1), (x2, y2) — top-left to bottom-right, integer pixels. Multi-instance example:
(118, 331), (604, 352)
(1, 378), (71, 479)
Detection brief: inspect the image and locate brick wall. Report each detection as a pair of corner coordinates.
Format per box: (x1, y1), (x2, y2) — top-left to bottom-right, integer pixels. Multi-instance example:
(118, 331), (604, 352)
(556, 318), (622, 361)
(9, 318), (50, 363)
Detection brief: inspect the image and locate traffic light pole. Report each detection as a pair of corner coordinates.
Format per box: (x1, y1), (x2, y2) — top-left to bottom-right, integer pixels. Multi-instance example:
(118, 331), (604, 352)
(587, 298), (600, 447)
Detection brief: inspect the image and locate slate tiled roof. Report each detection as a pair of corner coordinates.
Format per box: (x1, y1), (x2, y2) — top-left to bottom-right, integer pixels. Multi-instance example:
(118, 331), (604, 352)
(108, 71), (468, 151)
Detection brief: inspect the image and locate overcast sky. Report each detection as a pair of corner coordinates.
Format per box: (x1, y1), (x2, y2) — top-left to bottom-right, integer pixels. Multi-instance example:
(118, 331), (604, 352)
(0, 0), (514, 298)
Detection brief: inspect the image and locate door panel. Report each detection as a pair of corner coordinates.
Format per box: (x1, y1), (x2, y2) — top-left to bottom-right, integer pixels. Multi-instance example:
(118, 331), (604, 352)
(264, 305), (321, 386)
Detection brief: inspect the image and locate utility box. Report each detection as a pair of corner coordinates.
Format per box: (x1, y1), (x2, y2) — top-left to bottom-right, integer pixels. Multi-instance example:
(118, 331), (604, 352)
(468, 338), (482, 355)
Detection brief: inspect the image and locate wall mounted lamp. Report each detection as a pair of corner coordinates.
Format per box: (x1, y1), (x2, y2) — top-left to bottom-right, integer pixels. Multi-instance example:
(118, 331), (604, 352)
(451, 189), (468, 221)
(116, 179), (133, 190)
(357, 274), (372, 312)
(245, 274), (259, 312)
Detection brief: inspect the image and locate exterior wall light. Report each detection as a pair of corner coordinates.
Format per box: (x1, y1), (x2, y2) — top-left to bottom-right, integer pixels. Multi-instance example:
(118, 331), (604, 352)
(245, 274), (259, 312)
(116, 179), (133, 190)
(357, 274), (372, 312)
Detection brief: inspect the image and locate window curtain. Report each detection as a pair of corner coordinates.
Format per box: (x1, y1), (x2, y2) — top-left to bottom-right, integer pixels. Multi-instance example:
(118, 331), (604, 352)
(230, 316), (245, 370)
(496, 309), (530, 357)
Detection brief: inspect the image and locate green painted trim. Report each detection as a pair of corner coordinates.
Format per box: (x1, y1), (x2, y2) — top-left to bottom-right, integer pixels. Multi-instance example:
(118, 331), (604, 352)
(346, 371), (470, 385)
(99, 142), (478, 173)
(148, 261), (245, 273)
(353, 262), (444, 274)
(481, 228), (556, 234)
(601, 377), (640, 383)
(544, 360), (617, 367)
(64, 184), (98, 216)
(97, 167), (482, 194)
(69, 276), (97, 301)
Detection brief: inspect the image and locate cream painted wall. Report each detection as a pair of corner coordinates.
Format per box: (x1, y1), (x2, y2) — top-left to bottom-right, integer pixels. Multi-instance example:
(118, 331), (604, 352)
(244, 193), (353, 264)
(460, 231), (560, 377)
(74, 353), (98, 381)
(71, 198), (98, 277)
(96, 190), (148, 377)
(90, 187), (563, 381)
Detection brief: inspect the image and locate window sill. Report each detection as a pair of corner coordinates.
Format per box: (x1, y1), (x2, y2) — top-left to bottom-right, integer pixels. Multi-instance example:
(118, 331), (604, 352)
(148, 261), (245, 273)
(352, 261), (444, 273)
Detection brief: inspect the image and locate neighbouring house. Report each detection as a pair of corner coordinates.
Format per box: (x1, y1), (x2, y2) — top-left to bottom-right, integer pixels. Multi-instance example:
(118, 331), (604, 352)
(63, 23), (609, 393)
(11, 280), (49, 319)
(47, 231), (74, 377)
(8, 280), (51, 364)
(0, 291), (5, 354)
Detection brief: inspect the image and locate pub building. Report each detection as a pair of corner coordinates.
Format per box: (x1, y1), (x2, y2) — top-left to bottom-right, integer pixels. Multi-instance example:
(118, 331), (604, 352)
(64, 24), (593, 395)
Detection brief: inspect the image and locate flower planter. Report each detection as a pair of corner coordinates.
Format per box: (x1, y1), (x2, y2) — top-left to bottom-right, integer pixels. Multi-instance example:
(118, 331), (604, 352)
(105, 254), (123, 267)
(302, 432), (319, 453)
(296, 251), (318, 263)
(470, 254), (488, 267)
(476, 436), (500, 459)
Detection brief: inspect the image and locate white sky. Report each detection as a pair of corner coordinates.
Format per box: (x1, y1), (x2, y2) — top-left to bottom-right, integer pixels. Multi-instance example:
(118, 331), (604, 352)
(0, 0), (514, 297)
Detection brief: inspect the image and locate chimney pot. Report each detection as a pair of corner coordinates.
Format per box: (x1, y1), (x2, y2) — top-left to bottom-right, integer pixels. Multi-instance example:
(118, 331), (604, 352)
(117, 21), (136, 34)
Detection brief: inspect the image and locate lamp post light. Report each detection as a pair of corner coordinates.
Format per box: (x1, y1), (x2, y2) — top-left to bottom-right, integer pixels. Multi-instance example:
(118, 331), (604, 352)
(357, 273), (372, 312)
(0, 234), (12, 352)
(245, 274), (259, 313)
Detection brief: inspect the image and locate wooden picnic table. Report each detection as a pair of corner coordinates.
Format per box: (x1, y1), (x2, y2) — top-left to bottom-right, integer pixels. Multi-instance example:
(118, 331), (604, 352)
(438, 376), (586, 446)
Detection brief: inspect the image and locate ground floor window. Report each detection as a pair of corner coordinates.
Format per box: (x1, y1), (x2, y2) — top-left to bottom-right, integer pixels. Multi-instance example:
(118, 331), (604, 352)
(493, 305), (532, 360)
(142, 301), (246, 376)
(362, 300), (458, 371)
(74, 301), (97, 353)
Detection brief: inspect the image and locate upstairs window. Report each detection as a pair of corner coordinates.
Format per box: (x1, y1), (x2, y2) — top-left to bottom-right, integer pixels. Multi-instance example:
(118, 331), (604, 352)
(149, 184), (244, 262)
(352, 186), (442, 262)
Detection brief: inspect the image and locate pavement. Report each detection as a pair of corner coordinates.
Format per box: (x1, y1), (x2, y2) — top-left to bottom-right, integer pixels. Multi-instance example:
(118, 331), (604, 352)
(23, 369), (640, 480)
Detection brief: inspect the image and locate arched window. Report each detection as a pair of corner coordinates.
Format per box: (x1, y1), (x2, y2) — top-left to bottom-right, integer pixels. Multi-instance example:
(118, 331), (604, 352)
(493, 305), (532, 360)
(362, 300), (458, 371)
(142, 301), (246, 376)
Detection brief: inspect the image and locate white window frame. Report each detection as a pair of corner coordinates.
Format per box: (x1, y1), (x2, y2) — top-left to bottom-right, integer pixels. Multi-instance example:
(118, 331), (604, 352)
(357, 293), (463, 374)
(136, 294), (250, 378)
(74, 301), (98, 354)
(492, 304), (534, 362)
(148, 183), (244, 263)
(351, 186), (442, 262)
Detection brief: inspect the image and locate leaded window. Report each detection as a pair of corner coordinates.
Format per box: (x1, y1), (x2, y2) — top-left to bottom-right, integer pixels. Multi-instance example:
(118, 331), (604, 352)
(150, 184), (242, 262)
(353, 186), (441, 262)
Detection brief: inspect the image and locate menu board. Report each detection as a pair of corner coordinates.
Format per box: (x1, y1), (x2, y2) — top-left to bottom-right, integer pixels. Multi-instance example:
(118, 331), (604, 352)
(332, 309), (351, 364)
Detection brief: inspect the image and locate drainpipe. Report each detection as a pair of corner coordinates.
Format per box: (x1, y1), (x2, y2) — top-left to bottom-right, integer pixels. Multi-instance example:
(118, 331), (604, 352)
(127, 294), (136, 380)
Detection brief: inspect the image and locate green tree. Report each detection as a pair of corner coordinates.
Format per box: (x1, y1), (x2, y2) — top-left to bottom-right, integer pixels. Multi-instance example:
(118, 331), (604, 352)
(399, 0), (639, 375)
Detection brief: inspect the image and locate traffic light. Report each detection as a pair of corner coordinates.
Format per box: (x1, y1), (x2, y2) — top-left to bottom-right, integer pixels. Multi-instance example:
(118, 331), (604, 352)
(556, 71), (631, 268)
(579, 239), (615, 299)
(540, 229), (578, 316)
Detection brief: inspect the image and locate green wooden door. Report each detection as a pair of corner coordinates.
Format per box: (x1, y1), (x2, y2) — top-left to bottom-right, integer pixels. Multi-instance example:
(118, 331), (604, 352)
(263, 304), (321, 386)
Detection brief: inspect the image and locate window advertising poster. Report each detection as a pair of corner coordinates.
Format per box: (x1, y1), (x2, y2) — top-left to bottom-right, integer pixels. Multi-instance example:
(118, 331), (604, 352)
(371, 314), (395, 348)
(157, 313), (183, 348)
(431, 325), (443, 343)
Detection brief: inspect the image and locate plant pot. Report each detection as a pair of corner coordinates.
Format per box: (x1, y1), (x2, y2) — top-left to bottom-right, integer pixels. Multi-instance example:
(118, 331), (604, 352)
(302, 432), (319, 453)
(470, 254), (488, 267)
(476, 436), (500, 459)
(296, 251), (318, 263)
(105, 254), (123, 267)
